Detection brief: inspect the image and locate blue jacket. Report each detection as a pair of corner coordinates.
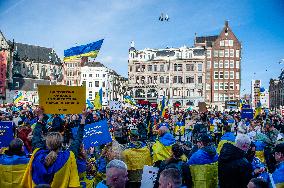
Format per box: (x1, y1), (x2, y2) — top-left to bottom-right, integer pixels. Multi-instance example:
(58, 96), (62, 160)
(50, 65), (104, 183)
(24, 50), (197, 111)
(96, 181), (108, 188)
(272, 162), (284, 187)
(187, 145), (218, 165)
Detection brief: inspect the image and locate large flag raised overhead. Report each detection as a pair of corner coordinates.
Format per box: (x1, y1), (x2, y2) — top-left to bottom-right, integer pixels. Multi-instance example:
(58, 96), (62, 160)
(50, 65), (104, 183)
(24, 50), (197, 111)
(64, 39), (104, 61)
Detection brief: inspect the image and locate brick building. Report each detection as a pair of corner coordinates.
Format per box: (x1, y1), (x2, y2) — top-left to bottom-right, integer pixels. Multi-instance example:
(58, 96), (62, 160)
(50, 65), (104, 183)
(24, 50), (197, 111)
(195, 21), (241, 110)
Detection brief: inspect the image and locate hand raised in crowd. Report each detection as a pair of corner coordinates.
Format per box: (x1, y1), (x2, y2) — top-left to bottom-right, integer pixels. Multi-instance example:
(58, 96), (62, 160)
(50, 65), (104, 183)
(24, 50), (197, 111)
(34, 106), (44, 121)
(80, 108), (89, 125)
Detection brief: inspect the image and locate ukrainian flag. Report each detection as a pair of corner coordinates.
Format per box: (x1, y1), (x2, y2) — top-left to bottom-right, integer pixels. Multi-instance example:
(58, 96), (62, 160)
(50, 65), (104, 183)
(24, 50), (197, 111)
(64, 39), (104, 61)
(124, 95), (136, 105)
(14, 92), (24, 104)
(94, 88), (102, 110)
(160, 96), (166, 117)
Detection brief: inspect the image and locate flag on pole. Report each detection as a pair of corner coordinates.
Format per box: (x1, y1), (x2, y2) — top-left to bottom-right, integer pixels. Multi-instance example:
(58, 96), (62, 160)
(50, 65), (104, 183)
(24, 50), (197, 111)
(160, 96), (166, 117)
(86, 99), (94, 109)
(94, 88), (102, 110)
(13, 92), (24, 104)
(64, 39), (104, 61)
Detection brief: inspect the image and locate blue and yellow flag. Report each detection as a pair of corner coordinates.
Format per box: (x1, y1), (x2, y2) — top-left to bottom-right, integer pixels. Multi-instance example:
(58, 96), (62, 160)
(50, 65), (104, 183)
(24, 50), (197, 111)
(64, 39), (104, 61)
(14, 92), (24, 104)
(160, 96), (166, 117)
(86, 99), (94, 109)
(94, 88), (102, 110)
(124, 95), (136, 105)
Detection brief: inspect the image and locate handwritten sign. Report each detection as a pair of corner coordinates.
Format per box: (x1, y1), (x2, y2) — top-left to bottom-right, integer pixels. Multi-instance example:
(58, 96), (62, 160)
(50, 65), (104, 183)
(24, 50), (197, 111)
(0, 121), (14, 148)
(141, 165), (159, 188)
(73, 120), (112, 149)
(38, 85), (86, 114)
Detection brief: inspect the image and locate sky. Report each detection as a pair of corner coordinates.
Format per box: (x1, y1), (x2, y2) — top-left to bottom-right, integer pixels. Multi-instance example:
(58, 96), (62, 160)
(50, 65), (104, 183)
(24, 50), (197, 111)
(0, 0), (284, 95)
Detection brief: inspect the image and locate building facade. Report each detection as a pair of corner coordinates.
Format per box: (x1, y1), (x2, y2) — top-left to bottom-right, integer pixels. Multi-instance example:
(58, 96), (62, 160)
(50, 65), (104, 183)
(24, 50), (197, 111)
(251, 80), (261, 109)
(128, 43), (206, 107)
(269, 79), (284, 110)
(1, 36), (63, 104)
(195, 21), (241, 110)
(80, 62), (127, 106)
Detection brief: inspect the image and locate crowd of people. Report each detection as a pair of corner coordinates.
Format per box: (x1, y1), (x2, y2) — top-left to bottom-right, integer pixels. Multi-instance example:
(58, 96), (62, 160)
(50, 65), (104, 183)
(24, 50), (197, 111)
(0, 103), (284, 188)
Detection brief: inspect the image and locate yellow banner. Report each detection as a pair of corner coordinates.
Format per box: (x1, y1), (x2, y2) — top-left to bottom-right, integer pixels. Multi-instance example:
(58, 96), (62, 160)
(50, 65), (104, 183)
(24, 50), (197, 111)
(38, 85), (86, 114)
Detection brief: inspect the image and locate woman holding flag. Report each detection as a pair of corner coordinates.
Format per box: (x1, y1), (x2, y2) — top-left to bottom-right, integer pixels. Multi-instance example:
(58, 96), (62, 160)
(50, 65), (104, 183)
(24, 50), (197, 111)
(21, 107), (89, 188)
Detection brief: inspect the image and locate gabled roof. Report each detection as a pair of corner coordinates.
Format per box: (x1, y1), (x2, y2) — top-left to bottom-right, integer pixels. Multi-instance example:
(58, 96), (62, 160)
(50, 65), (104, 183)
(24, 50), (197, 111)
(12, 42), (61, 65)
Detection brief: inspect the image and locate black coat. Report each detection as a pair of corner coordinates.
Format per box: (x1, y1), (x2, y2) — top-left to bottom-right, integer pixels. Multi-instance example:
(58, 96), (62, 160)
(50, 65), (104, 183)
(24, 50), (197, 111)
(218, 143), (253, 188)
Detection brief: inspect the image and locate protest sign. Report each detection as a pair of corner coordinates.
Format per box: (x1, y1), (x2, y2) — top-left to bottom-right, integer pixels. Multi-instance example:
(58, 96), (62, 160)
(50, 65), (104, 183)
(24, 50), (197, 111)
(0, 121), (14, 148)
(141, 165), (159, 188)
(198, 102), (207, 112)
(241, 108), (254, 119)
(38, 85), (86, 114)
(109, 101), (122, 111)
(72, 120), (112, 149)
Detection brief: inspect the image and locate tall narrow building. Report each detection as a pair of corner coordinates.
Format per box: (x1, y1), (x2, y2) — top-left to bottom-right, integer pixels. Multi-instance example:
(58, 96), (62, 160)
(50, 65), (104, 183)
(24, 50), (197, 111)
(195, 21), (241, 110)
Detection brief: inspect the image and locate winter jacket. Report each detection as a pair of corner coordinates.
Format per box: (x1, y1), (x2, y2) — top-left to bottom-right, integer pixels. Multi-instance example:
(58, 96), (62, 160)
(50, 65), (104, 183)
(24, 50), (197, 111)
(218, 143), (253, 188)
(187, 145), (218, 188)
(272, 162), (284, 188)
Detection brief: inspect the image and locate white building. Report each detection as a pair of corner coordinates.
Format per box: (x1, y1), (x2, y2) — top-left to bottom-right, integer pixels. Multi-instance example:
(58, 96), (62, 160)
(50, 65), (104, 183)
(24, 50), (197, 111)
(260, 90), (269, 108)
(80, 62), (127, 106)
(128, 42), (206, 107)
(251, 80), (261, 109)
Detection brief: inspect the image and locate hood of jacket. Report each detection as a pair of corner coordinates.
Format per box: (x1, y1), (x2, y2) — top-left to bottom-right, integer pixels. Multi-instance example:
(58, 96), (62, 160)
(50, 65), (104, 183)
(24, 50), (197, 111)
(218, 143), (245, 163)
(159, 132), (175, 146)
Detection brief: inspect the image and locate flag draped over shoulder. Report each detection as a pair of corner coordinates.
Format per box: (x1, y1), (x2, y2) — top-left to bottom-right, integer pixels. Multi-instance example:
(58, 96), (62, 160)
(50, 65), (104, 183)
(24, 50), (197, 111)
(94, 88), (102, 110)
(64, 39), (104, 61)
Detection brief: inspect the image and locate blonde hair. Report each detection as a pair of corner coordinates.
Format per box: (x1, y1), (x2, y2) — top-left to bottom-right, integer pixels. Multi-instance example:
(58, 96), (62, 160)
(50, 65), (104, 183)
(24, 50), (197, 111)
(45, 132), (63, 167)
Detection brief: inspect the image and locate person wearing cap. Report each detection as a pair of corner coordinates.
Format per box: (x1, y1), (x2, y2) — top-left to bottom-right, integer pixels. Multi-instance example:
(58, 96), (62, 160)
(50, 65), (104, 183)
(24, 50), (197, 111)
(187, 133), (218, 188)
(0, 138), (30, 187)
(271, 143), (284, 188)
(122, 128), (152, 188)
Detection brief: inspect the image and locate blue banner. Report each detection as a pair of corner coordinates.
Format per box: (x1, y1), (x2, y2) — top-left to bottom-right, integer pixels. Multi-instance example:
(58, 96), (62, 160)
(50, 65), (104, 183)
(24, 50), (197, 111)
(0, 121), (14, 148)
(241, 109), (254, 119)
(72, 120), (112, 149)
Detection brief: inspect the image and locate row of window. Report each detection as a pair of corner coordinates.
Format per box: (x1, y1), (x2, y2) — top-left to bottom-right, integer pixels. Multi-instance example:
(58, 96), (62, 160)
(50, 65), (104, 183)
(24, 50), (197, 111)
(220, 40), (234, 47)
(135, 75), (202, 84)
(213, 82), (240, 91)
(206, 49), (240, 58)
(131, 63), (203, 72)
(82, 73), (106, 78)
(213, 93), (240, 102)
(81, 81), (106, 88)
(206, 60), (240, 69)
(66, 63), (79, 68)
(213, 71), (239, 79)
(129, 51), (194, 60)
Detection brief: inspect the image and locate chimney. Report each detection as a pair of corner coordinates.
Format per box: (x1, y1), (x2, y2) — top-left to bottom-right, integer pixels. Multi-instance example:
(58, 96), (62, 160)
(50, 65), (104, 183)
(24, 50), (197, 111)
(225, 20), (229, 27)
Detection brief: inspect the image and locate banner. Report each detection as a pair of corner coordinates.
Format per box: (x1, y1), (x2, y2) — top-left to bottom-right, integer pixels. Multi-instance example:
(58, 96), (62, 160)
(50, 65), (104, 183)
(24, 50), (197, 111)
(38, 85), (86, 114)
(109, 101), (122, 111)
(0, 121), (14, 148)
(241, 109), (254, 119)
(64, 39), (104, 61)
(0, 50), (7, 97)
(73, 120), (112, 149)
